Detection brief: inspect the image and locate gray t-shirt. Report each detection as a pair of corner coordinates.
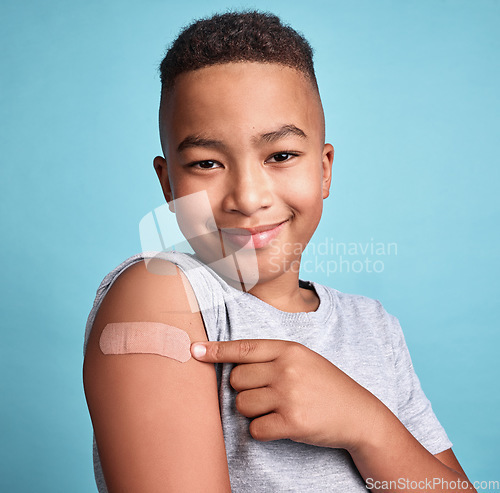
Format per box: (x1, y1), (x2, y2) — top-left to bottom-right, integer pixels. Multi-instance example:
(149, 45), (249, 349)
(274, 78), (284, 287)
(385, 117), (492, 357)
(83, 251), (452, 492)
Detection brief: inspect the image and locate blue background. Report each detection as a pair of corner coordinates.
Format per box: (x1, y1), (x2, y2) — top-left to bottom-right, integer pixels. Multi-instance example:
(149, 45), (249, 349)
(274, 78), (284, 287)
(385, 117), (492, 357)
(1, 0), (498, 490)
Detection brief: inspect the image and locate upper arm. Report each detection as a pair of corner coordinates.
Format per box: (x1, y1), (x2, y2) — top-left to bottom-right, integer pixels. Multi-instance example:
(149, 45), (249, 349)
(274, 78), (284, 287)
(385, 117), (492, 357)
(83, 259), (231, 492)
(434, 448), (468, 477)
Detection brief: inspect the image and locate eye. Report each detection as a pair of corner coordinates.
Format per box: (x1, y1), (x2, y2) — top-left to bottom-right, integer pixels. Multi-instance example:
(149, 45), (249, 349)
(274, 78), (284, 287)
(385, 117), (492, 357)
(266, 152), (299, 163)
(189, 160), (222, 169)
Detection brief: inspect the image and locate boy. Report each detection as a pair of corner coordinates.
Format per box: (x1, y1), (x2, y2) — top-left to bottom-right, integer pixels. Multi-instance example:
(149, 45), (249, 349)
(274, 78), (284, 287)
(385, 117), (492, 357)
(83, 11), (475, 492)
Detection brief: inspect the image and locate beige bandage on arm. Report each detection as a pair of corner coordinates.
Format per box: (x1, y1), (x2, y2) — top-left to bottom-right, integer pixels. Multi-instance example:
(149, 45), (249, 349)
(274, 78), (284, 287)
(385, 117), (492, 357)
(99, 322), (191, 363)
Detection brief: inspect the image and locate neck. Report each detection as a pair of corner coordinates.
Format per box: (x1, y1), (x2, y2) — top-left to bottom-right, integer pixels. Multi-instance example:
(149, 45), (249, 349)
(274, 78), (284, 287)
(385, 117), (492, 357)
(246, 268), (319, 313)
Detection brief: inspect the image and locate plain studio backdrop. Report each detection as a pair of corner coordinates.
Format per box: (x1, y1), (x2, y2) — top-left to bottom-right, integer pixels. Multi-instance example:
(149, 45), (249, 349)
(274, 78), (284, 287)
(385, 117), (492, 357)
(1, 0), (498, 490)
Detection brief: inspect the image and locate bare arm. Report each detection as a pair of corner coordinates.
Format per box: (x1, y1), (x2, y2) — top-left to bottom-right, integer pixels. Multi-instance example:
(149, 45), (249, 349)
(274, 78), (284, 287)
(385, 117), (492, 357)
(83, 259), (231, 492)
(350, 405), (476, 493)
(189, 338), (475, 493)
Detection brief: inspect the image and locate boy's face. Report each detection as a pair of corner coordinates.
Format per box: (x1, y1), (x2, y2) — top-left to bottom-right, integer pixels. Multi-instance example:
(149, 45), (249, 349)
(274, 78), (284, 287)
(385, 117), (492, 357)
(154, 62), (333, 287)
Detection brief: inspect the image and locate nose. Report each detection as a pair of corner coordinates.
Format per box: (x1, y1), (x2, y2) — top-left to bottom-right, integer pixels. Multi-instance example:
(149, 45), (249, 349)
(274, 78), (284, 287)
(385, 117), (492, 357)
(222, 163), (273, 216)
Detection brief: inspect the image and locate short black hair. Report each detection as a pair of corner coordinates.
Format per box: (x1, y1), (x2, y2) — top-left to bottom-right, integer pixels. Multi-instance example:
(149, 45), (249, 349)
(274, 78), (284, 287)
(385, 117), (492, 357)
(159, 10), (318, 93)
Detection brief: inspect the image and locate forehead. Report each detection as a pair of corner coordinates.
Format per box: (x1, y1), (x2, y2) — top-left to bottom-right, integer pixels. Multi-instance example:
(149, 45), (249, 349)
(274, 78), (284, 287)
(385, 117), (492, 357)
(160, 62), (324, 152)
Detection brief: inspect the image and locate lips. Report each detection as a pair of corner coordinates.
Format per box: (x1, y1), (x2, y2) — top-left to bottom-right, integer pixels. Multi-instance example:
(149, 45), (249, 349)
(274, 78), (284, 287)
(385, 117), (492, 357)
(219, 220), (289, 249)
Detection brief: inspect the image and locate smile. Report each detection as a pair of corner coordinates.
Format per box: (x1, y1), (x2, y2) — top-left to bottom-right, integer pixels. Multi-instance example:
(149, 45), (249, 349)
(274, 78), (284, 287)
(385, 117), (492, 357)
(219, 220), (289, 249)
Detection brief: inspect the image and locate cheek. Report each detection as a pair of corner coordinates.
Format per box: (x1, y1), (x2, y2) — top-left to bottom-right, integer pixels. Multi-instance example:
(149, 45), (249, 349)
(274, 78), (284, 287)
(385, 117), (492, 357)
(283, 166), (324, 212)
(169, 170), (216, 199)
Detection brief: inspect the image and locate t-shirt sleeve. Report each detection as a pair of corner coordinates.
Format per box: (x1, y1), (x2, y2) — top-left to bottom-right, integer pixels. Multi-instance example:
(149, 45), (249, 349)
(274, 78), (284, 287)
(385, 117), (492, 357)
(389, 313), (453, 455)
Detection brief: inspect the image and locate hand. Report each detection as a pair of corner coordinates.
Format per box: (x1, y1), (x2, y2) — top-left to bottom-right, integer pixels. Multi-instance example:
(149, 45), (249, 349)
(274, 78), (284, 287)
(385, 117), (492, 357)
(191, 339), (383, 451)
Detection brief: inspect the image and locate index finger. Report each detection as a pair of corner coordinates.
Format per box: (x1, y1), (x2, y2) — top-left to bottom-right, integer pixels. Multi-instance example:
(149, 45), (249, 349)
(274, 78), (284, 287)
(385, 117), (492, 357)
(191, 339), (286, 363)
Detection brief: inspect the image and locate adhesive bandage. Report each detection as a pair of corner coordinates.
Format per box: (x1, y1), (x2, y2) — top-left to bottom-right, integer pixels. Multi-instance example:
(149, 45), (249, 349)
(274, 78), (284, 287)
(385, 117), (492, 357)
(99, 322), (191, 363)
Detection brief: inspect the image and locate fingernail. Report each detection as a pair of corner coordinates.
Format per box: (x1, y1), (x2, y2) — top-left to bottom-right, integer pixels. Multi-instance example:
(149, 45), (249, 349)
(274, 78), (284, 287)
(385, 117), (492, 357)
(191, 343), (207, 359)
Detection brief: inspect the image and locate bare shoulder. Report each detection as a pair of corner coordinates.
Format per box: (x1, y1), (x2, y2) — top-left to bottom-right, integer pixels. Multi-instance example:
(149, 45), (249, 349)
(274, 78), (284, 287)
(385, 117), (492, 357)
(83, 258), (230, 492)
(91, 258), (203, 331)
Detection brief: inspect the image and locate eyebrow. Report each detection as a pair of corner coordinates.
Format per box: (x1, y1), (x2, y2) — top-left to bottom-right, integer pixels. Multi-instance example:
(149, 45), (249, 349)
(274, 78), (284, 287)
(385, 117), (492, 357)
(177, 136), (226, 153)
(176, 124), (307, 153)
(255, 124), (307, 144)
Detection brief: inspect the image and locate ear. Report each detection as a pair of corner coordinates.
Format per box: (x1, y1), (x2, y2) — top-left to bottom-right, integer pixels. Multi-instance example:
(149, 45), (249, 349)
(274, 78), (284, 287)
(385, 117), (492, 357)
(321, 144), (334, 199)
(153, 156), (175, 212)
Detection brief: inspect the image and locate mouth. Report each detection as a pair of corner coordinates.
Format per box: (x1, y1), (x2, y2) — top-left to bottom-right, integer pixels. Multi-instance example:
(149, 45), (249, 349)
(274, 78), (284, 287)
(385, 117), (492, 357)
(219, 220), (289, 249)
